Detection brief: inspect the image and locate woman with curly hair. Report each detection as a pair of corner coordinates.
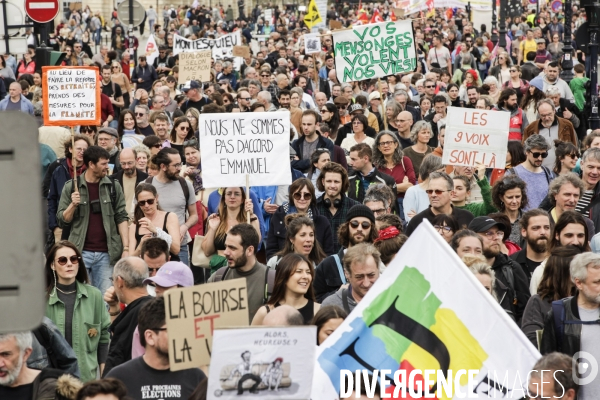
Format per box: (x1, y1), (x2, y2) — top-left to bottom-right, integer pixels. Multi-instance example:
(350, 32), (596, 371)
(491, 175), (529, 246)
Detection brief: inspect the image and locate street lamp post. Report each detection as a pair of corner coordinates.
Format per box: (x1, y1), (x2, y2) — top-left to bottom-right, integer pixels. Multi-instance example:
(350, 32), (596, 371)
(560, 0), (574, 82)
(498, 0), (506, 50)
(491, 0), (498, 47)
(583, 0), (600, 129)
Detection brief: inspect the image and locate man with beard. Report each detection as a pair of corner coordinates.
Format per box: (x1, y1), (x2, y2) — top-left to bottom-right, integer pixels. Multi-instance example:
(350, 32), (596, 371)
(106, 296), (205, 400)
(541, 253), (600, 400)
(493, 88), (528, 141)
(208, 224), (269, 321)
(278, 89), (302, 133)
(510, 209), (551, 282)
(468, 216), (531, 323)
(314, 205), (378, 302)
(144, 148), (197, 266)
(57, 146), (129, 295)
(110, 148), (148, 220)
(465, 87), (480, 109)
(0, 332), (80, 399)
(547, 174), (595, 234)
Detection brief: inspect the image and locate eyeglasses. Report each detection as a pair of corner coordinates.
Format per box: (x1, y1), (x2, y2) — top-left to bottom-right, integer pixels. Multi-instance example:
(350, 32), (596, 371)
(425, 85), (435, 88)
(138, 199), (156, 206)
(350, 220), (372, 229)
(183, 138), (198, 148)
(483, 230), (504, 239)
(530, 151), (548, 159)
(426, 189), (450, 195)
(434, 225), (453, 233)
(241, 97), (252, 101)
(371, 208), (386, 215)
(293, 192), (312, 201)
(55, 255), (81, 266)
(261, 74), (270, 77)
(170, 163), (182, 168)
(178, 125), (190, 131)
(378, 140), (395, 147)
(352, 121), (362, 125)
(80, 127), (94, 133)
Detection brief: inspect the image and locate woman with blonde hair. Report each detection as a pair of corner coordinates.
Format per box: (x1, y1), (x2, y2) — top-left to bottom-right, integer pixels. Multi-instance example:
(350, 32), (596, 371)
(403, 121), (434, 175)
(483, 76), (501, 104)
(185, 107), (200, 135)
(111, 61), (131, 108)
(489, 51), (512, 85)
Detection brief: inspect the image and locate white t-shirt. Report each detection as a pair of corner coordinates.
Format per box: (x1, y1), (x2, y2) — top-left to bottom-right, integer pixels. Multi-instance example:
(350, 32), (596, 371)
(428, 46), (451, 68)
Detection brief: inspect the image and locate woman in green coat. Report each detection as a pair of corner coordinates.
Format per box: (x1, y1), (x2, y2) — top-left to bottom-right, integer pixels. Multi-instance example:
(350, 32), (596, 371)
(45, 240), (111, 382)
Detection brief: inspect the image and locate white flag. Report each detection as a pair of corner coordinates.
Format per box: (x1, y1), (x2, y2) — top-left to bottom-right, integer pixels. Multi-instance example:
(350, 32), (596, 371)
(144, 35), (160, 66)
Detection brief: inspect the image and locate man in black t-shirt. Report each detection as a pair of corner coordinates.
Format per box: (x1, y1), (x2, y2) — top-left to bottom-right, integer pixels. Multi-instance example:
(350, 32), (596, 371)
(510, 209), (550, 282)
(180, 80), (211, 113)
(153, 46), (175, 74)
(106, 296), (205, 400)
(100, 64), (124, 127)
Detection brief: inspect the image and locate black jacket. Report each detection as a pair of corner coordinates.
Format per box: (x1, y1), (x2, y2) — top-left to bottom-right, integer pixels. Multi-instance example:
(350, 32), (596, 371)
(109, 168), (149, 189)
(405, 206), (474, 236)
(540, 294), (599, 356)
(424, 112), (441, 147)
(291, 134), (334, 173)
(491, 253), (531, 324)
(266, 205), (335, 259)
(306, 77), (331, 100)
(347, 168), (397, 204)
(103, 296), (152, 376)
(314, 248), (346, 302)
(520, 62), (541, 82)
(495, 279), (517, 323)
(334, 123), (377, 146)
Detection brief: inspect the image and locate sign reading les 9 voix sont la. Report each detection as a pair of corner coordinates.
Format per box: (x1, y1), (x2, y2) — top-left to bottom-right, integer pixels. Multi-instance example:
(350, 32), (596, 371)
(199, 111), (292, 188)
(332, 20), (417, 83)
(442, 107), (510, 168)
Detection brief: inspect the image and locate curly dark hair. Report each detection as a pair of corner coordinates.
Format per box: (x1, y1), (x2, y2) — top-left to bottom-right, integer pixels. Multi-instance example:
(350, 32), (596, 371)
(491, 175), (529, 212)
(337, 219), (379, 249)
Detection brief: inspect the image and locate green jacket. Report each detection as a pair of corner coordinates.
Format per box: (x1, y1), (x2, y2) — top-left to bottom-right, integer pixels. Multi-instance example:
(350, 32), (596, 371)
(46, 281), (111, 382)
(56, 176), (129, 265)
(569, 76), (589, 112)
(458, 176), (497, 217)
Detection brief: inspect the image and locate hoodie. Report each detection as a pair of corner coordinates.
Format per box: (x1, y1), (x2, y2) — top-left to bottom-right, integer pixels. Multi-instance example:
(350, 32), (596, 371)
(569, 76), (589, 111)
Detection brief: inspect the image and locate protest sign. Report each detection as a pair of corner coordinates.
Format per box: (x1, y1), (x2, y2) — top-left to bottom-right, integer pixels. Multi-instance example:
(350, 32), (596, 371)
(311, 221), (541, 399)
(198, 111), (292, 188)
(178, 50), (211, 84)
(173, 31), (241, 58)
(332, 20), (417, 82)
(393, 7), (405, 18)
(329, 20), (343, 30)
(232, 45), (250, 58)
(42, 66), (101, 127)
(304, 33), (322, 54)
(208, 326), (316, 399)
(442, 106), (510, 168)
(164, 278), (249, 371)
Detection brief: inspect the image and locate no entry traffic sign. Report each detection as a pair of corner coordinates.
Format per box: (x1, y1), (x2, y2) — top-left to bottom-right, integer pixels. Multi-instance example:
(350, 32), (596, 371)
(25, 0), (59, 23)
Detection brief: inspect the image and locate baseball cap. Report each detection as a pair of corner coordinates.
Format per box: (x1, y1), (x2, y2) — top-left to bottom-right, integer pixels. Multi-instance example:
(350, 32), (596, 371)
(349, 104), (364, 114)
(468, 217), (506, 233)
(143, 262), (194, 288)
(182, 80), (202, 92)
(515, 30), (523, 37)
(535, 39), (545, 44)
(368, 91), (381, 101)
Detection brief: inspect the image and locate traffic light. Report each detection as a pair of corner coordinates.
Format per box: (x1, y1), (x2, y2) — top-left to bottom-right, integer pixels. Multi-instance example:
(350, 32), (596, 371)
(34, 47), (66, 72)
(50, 51), (66, 66)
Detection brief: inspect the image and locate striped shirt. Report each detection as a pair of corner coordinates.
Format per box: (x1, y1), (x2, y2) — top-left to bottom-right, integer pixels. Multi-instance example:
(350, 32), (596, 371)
(576, 190), (595, 215)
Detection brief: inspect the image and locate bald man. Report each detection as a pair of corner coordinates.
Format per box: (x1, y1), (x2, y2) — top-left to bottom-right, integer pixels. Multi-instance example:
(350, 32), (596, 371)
(262, 305), (304, 326)
(0, 81), (33, 114)
(315, 92), (328, 109)
(395, 111), (414, 148)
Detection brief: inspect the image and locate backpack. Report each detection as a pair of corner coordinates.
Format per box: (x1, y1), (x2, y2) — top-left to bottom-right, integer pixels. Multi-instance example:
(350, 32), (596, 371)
(213, 265), (276, 304)
(551, 300), (600, 352)
(145, 176), (191, 204)
(170, 9), (177, 19)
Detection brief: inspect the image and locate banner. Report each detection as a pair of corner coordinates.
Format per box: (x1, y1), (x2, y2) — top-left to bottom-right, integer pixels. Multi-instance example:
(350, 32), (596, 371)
(332, 20), (417, 83)
(198, 111), (292, 188)
(178, 50), (212, 84)
(442, 106), (509, 168)
(208, 326), (316, 399)
(311, 221), (540, 399)
(42, 66), (101, 127)
(164, 279), (249, 371)
(304, 33), (322, 55)
(173, 32), (242, 70)
(144, 34), (159, 65)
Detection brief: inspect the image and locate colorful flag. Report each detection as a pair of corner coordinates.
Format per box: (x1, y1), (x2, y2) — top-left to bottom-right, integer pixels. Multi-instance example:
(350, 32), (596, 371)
(356, 10), (369, 25)
(311, 221), (541, 399)
(144, 34), (159, 66)
(304, 0), (323, 29)
(370, 8), (384, 24)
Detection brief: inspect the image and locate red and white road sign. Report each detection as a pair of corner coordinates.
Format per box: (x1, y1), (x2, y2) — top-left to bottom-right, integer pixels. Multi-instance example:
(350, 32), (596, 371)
(25, 0), (59, 24)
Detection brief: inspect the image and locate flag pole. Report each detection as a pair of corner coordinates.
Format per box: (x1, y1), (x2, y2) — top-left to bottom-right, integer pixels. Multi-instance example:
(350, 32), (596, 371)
(71, 126), (78, 193)
(378, 77), (388, 131)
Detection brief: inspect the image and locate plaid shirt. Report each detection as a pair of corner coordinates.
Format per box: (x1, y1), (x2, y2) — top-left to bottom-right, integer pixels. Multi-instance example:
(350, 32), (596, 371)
(262, 82), (280, 106)
(316, 195), (360, 252)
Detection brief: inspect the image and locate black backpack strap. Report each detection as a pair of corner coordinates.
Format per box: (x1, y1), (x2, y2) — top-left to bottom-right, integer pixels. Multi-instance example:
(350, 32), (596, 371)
(213, 266), (228, 282)
(144, 176), (153, 184)
(541, 166), (552, 184)
(341, 288), (351, 314)
(551, 300), (566, 353)
(177, 176), (191, 203)
(264, 266), (276, 304)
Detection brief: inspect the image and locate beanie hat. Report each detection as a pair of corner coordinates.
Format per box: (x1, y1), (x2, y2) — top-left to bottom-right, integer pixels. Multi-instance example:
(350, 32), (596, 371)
(345, 204), (375, 224)
(529, 76), (544, 92)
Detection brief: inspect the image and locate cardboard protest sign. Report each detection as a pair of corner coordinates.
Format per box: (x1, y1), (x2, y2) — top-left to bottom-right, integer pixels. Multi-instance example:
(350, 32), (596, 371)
(42, 66), (101, 127)
(332, 20), (417, 82)
(208, 326), (316, 399)
(178, 50), (212, 84)
(173, 31), (242, 69)
(329, 20), (342, 30)
(232, 45), (250, 58)
(198, 111), (293, 188)
(164, 279), (249, 371)
(442, 106), (510, 168)
(393, 7), (405, 18)
(312, 222), (540, 398)
(304, 33), (322, 54)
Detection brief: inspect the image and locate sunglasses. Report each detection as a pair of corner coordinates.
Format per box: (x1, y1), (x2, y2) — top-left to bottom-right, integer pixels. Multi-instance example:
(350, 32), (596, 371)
(138, 199), (156, 206)
(241, 97), (252, 101)
(261, 74), (270, 77)
(151, 143), (162, 149)
(567, 153), (580, 158)
(179, 125), (190, 131)
(135, 112), (146, 117)
(350, 220), (372, 229)
(80, 127), (94, 133)
(293, 192), (312, 200)
(530, 152), (548, 159)
(426, 189), (449, 195)
(425, 85), (435, 88)
(55, 255), (80, 266)
(320, 108), (329, 112)
(337, 105), (347, 109)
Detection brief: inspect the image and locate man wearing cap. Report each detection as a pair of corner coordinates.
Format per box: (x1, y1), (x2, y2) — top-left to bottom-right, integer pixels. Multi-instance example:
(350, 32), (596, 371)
(314, 205), (378, 302)
(333, 96), (351, 125)
(319, 53), (335, 80)
(511, 30), (523, 61)
(368, 91), (383, 128)
(96, 127), (121, 174)
(518, 29), (537, 65)
(180, 80), (212, 113)
(468, 216), (530, 323)
(534, 39), (552, 69)
(334, 104), (378, 146)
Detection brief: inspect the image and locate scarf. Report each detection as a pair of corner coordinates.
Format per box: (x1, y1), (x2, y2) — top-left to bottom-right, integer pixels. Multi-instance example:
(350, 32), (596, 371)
(188, 168), (204, 194)
(283, 202), (313, 219)
(66, 157), (86, 179)
(123, 129), (136, 136)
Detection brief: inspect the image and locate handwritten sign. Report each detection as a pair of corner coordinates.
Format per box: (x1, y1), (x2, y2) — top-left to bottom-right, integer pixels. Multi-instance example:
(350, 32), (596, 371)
(42, 66), (101, 127)
(178, 50), (211, 84)
(207, 326), (316, 399)
(164, 279), (249, 370)
(198, 111), (293, 188)
(442, 106), (510, 168)
(332, 20), (416, 82)
(304, 33), (322, 55)
(329, 20), (342, 30)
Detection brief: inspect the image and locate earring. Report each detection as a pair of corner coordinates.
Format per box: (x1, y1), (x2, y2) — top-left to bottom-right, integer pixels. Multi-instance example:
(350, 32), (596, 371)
(291, 243), (294, 251)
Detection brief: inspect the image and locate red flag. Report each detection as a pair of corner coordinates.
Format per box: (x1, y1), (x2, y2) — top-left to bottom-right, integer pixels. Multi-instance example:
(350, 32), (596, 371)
(370, 8), (384, 23)
(357, 10), (369, 24)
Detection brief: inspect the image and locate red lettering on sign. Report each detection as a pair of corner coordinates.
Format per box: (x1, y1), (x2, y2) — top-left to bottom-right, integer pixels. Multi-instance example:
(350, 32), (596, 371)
(463, 112), (489, 126)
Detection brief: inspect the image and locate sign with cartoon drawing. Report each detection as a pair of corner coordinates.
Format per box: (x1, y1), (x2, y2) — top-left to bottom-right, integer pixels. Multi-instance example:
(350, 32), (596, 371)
(207, 326), (316, 399)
